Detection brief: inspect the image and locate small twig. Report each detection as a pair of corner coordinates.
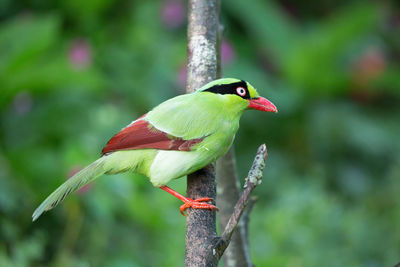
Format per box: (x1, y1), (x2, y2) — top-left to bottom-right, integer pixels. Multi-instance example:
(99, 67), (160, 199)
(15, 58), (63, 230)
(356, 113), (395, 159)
(213, 144), (268, 257)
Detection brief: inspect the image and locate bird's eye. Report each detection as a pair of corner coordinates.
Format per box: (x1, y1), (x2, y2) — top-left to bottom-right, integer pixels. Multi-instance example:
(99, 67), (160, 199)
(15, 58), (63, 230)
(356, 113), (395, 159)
(236, 87), (246, 96)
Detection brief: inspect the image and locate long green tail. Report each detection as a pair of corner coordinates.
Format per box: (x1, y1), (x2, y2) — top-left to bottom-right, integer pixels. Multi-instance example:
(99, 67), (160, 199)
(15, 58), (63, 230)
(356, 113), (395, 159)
(32, 157), (106, 221)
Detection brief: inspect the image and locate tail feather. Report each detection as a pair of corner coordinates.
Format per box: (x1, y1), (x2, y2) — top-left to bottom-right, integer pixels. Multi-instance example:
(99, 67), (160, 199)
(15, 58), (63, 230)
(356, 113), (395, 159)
(32, 157), (106, 221)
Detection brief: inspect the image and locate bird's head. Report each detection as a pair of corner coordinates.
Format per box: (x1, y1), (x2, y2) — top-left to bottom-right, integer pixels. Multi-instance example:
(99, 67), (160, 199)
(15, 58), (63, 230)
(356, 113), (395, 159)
(198, 78), (278, 113)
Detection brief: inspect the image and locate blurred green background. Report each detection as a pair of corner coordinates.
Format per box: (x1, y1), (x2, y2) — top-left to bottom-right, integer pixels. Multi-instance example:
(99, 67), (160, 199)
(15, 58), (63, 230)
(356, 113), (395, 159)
(1, 0), (400, 266)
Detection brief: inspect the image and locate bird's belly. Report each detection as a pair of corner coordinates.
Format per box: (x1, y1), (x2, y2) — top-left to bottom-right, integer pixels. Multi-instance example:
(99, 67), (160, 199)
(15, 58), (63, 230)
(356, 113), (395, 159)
(148, 150), (206, 186)
(148, 132), (235, 186)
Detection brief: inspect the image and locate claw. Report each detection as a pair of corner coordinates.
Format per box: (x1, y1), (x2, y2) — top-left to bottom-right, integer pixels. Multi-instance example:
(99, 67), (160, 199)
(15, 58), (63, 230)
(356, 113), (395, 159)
(159, 186), (219, 216)
(179, 197), (219, 216)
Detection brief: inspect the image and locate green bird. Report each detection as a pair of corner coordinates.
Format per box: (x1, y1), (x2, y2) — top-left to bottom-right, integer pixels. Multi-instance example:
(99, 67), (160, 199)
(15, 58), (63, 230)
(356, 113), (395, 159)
(32, 78), (277, 221)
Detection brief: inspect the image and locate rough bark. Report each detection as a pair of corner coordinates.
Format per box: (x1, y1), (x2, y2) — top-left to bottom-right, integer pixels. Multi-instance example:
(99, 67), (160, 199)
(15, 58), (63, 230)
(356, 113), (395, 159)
(185, 0), (220, 266)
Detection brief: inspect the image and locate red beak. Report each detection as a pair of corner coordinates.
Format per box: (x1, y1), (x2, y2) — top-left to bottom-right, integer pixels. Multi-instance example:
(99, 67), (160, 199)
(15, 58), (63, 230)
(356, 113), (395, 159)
(248, 97), (278, 113)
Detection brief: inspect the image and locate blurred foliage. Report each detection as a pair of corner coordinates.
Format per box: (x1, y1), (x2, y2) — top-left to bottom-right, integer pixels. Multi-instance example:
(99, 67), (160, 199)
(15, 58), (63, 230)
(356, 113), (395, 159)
(0, 0), (399, 266)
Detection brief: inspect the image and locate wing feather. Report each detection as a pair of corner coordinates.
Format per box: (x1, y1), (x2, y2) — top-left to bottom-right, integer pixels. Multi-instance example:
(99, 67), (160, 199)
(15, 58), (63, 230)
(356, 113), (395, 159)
(102, 118), (204, 155)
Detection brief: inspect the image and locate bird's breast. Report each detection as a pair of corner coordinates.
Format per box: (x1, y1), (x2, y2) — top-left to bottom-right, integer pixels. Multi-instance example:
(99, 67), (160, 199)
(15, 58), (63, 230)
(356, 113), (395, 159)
(193, 119), (238, 157)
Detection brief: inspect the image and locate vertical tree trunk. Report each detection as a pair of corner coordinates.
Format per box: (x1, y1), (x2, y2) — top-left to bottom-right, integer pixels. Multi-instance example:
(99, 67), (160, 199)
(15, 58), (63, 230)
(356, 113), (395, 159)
(185, 0), (220, 266)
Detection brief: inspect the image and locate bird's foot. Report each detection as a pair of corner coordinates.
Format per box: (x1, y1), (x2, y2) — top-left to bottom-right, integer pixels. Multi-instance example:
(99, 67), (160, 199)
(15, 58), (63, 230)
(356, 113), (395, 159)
(179, 197), (219, 216)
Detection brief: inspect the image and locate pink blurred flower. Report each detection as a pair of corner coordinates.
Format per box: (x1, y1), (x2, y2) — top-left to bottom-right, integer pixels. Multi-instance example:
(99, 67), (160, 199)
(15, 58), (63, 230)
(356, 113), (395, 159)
(69, 39), (92, 69)
(13, 91), (33, 115)
(178, 64), (187, 89)
(352, 47), (386, 86)
(162, 0), (185, 29)
(67, 166), (92, 194)
(350, 47), (386, 103)
(222, 39), (235, 65)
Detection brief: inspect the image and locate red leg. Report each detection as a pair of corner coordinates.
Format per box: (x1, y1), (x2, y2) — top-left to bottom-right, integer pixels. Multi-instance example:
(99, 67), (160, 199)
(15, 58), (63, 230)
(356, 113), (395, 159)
(160, 186), (218, 216)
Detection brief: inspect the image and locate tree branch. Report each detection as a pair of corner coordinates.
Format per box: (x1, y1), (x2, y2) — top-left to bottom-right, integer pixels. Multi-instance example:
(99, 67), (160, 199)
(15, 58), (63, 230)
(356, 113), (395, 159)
(214, 144), (268, 258)
(185, 0), (220, 266)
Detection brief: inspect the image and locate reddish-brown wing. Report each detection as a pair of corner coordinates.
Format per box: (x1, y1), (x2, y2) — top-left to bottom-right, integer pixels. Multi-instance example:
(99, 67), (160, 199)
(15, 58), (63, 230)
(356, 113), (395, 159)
(102, 118), (204, 155)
